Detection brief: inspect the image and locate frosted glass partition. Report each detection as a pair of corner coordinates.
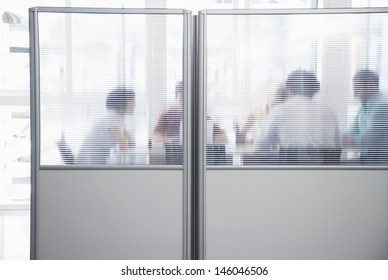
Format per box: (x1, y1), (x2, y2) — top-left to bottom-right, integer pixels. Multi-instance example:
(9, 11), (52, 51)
(36, 9), (188, 166)
(201, 9), (388, 166)
(200, 9), (388, 260)
(30, 7), (191, 260)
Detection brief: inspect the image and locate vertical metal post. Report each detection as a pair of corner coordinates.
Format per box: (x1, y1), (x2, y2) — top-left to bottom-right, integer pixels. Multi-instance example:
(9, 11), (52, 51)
(183, 10), (193, 260)
(197, 11), (207, 260)
(29, 7), (40, 260)
(192, 14), (201, 260)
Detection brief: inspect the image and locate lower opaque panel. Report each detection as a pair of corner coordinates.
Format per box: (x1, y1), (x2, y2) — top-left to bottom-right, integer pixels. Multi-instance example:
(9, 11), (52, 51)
(36, 169), (183, 259)
(206, 169), (388, 259)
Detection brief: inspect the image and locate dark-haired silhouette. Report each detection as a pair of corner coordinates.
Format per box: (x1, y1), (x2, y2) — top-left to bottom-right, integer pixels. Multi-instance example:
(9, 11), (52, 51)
(343, 69), (388, 164)
(254, 70), (341, 164)
(75, 87), (136, 164)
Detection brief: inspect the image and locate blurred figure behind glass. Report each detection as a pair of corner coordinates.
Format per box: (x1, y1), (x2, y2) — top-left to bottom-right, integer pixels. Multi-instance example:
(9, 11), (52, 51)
(240, 84), (288, 144)
(253, 70), (341, 164)
(75, 87), (136, 164)
(343, 69), (388, 164)
(153, 81), (228, 145)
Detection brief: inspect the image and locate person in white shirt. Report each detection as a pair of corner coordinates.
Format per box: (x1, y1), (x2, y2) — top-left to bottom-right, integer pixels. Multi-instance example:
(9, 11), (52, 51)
(76, 87), (136, 164)
(240, 84), (288, 144)
(253, 70), (341, 164)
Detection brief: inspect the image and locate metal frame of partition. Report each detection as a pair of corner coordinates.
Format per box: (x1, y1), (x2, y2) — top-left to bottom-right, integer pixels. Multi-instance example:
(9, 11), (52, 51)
(29, 7), (39, 261)
(197, 8), (388, 259)
(29, 7), (192, 259)
(30, 7), (388, 260)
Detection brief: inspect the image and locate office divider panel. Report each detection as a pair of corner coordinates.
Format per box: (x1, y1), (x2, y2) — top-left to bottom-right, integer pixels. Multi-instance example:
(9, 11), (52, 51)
(199, 9), (388, 259)
(31, 7), (388, 260)
(30, 7), (192, 259)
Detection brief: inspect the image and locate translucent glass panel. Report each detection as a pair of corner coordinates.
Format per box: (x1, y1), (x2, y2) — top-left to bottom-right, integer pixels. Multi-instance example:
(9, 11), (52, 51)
(204, 12), (388, 166)
(37, 11), (185, 165)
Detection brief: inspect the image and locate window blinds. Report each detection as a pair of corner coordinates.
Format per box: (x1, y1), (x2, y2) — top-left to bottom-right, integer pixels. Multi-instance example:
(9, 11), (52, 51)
(36, 9), (388, 166)
(38, 11), (185, 165)
(204, 12), (388, 166)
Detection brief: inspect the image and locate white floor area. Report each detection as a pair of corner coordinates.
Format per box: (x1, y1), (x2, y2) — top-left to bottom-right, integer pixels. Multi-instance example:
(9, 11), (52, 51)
(0, 210), (30, 260)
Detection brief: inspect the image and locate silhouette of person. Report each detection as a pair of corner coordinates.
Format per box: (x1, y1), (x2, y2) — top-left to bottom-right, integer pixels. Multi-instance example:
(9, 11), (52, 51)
(254, 70), (340, 164)
(75, 87), (136, 164)
(343, 69), (388, 164)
